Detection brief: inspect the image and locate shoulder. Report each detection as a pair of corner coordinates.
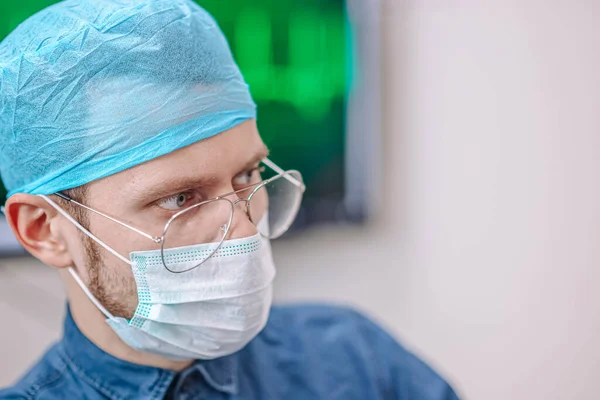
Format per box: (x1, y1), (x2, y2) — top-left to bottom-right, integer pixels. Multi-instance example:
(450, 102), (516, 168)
(266, 303), (368, 330)
(0, 344), (71, 400)
(265, 303), (398, 347)
(262, 303), (409, 354)
(257, 303), (383, 354)
(264, 303), (402, 350)
(256, 304), (460, 400)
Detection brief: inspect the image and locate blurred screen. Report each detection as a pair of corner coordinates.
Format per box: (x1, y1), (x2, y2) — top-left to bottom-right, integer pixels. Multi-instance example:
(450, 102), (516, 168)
(200, 0), (351, 228)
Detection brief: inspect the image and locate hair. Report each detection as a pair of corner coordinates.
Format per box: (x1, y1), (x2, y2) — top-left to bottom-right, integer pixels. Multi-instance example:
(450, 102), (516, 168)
(57, 184), (90, 231)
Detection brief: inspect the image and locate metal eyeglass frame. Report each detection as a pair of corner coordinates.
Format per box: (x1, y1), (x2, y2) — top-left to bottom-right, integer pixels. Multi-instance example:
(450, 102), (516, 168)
(51, 158), (305, 273)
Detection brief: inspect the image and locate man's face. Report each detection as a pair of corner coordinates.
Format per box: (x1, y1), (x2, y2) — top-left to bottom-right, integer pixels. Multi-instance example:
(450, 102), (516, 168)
(62, 119), (269, 319)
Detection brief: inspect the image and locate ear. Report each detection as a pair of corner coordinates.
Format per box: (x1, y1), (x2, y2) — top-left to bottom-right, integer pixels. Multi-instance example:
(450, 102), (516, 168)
(4, 193), (74, 269)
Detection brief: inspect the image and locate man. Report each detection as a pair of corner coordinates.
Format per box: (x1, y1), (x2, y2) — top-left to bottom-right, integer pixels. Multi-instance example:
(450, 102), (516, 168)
(0, 0), (459, 399)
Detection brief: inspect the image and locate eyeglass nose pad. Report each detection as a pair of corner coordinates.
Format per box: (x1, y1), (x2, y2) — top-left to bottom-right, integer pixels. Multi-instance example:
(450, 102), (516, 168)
(232, 198), (253, 221)
(233, 198), (248, 211)
(227, 198), (258, 240)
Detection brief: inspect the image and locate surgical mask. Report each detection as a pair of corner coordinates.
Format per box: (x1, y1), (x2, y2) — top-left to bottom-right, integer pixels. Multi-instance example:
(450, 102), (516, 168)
(41, 195), (276, 361)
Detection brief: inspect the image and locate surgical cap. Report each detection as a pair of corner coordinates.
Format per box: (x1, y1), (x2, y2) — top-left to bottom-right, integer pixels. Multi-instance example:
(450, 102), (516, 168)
(0, 0), (256, 199)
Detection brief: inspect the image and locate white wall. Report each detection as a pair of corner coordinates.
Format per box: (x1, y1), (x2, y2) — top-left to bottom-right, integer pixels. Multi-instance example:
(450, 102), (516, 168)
(2, 1), (600, 399)
(275, 1), (600, 399)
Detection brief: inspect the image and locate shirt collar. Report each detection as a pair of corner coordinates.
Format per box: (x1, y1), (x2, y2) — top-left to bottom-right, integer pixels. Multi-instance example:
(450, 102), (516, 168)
(59, 304), (239, 397)
(193, 353), (239, 394)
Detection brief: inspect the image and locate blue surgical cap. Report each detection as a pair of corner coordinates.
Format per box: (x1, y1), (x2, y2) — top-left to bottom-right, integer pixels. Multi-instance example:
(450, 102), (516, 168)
(0, 0), (256, 199)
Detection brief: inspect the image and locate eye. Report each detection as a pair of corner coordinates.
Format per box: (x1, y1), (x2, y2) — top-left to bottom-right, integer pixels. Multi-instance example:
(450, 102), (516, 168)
(158, 192), (190, 210)
(233, 167), (263, 187)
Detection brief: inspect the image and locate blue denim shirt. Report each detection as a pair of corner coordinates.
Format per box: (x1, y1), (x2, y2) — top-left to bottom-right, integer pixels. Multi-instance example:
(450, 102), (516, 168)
(0, 304), (459, 400)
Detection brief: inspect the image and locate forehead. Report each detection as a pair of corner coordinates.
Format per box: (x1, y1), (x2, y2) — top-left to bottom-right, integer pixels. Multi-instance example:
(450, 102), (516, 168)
(86, 119), (265, 197)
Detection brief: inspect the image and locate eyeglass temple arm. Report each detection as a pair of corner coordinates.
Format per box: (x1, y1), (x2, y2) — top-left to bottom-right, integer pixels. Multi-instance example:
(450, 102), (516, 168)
(262, 158), (305, 190)
(55, 192), (161, 243)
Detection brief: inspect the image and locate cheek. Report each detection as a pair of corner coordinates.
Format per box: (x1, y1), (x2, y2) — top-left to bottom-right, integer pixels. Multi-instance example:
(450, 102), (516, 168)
(91, 237), (140, 319)
(59, 220), (91, 278)
(91, 214), (161, 258)
(84, 217), (143, 317)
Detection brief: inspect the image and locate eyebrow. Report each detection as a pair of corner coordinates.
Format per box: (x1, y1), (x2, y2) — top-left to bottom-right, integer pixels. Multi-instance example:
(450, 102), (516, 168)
(239, 145), (270, 172)
(135, 146), (270, 203)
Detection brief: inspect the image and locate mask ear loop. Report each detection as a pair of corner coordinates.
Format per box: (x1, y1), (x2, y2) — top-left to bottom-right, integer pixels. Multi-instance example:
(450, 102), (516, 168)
(67, 267), (116, 321)
(37, 194), (132, 265)
(37, 194), (129, 321)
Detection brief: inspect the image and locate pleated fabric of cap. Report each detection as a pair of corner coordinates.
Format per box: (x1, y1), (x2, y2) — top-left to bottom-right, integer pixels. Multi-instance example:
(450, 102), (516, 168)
(0, 0), (256, 200)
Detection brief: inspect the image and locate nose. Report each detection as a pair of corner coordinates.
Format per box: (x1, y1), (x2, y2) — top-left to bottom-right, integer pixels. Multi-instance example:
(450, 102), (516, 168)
(225, 199), (258, 240)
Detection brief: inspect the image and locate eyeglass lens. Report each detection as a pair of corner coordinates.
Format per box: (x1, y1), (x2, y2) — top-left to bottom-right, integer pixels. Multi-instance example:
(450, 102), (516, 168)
(160, 169), (304, 272)
(248, 171), (303, 239)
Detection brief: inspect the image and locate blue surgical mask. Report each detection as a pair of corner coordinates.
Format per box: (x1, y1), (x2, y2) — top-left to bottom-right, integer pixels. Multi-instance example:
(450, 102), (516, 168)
(42, 195), (276, 361)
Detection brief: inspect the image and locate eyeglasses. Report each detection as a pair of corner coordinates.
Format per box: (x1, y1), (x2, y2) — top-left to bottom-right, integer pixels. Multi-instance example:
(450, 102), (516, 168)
(51, 158), (305, 273)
